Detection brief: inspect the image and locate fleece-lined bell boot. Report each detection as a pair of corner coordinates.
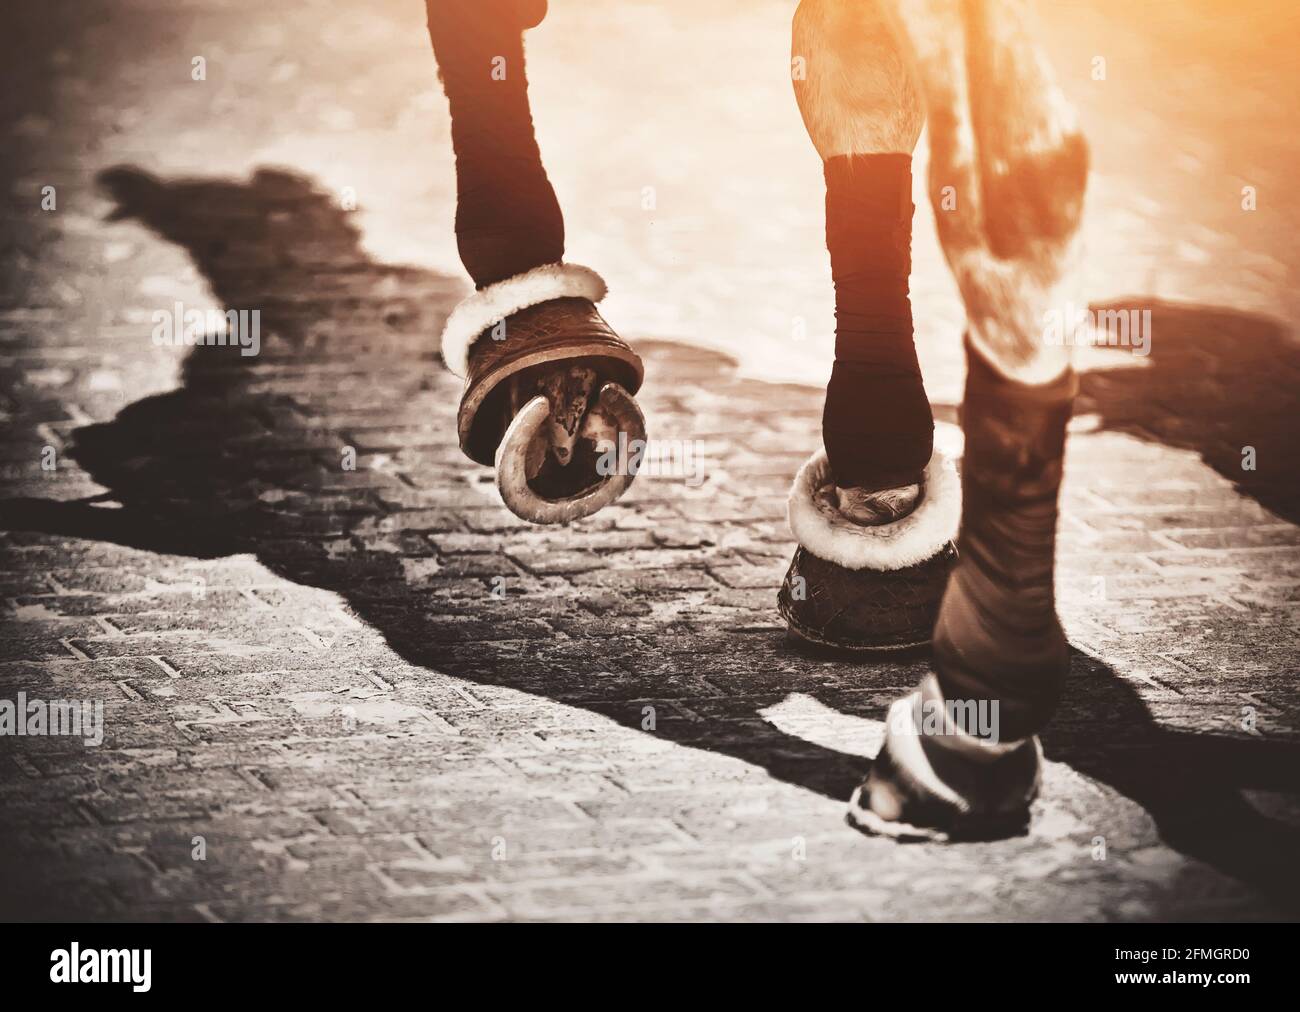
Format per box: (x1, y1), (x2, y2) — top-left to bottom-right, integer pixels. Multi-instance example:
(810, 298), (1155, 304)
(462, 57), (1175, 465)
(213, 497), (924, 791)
(439, 263), (646, 525)
(778, 448), (960, 652)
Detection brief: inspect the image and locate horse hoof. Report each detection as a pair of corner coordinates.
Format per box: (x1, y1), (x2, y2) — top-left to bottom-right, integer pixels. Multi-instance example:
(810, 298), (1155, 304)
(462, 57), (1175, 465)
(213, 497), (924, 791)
(495, 381), (646, 525)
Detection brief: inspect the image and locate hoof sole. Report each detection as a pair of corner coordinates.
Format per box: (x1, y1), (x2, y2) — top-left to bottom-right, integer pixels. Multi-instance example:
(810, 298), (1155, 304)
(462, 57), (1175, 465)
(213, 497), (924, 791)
(495, 381), (646, 525)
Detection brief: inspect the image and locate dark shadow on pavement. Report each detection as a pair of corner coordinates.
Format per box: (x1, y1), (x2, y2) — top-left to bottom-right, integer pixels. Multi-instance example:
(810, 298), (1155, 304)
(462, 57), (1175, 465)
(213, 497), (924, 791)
(1079, 298), (1300, 526)
(934, 298), (1300, 525)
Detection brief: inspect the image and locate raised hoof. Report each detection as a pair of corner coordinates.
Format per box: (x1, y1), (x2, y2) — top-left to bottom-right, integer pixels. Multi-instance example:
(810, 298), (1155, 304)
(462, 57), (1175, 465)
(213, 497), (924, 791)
(455, 295), (643, 467)
(495, 380), (646, 525)
(778, 542), (956, 653)
(439, 264), (646, 526)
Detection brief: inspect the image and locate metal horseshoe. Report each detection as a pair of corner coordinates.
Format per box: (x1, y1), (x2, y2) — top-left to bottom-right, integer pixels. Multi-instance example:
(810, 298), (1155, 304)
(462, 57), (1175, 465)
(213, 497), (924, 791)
(494, 381), (647, 525)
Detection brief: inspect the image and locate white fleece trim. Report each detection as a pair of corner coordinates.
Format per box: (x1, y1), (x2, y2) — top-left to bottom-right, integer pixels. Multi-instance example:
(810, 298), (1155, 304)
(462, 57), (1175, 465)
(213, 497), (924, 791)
(439, 262), (607, 378)
(787, 447), (960, 571)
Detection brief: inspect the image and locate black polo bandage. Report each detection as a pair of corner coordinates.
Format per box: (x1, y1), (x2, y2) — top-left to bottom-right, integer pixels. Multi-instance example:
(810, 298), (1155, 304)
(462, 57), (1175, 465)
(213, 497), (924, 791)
(427, 0), (563, 287)
(821, 153), (933, 492)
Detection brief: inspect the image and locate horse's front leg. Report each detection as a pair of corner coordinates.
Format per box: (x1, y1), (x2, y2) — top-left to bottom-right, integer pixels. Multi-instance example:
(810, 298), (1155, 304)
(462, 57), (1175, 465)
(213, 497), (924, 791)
(427, 0), (646, 523)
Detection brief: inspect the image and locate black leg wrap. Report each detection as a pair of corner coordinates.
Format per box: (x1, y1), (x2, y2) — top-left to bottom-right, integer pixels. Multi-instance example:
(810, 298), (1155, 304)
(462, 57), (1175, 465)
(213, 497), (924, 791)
(821, 153), (933, 491)
(427, 0), (563, 286)
(933, 341), (1078, 742)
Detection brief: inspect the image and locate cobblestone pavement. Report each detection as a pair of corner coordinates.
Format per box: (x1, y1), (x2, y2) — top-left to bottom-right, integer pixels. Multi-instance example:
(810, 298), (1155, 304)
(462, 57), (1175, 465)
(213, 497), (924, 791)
(1, 1), (1298, 921)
